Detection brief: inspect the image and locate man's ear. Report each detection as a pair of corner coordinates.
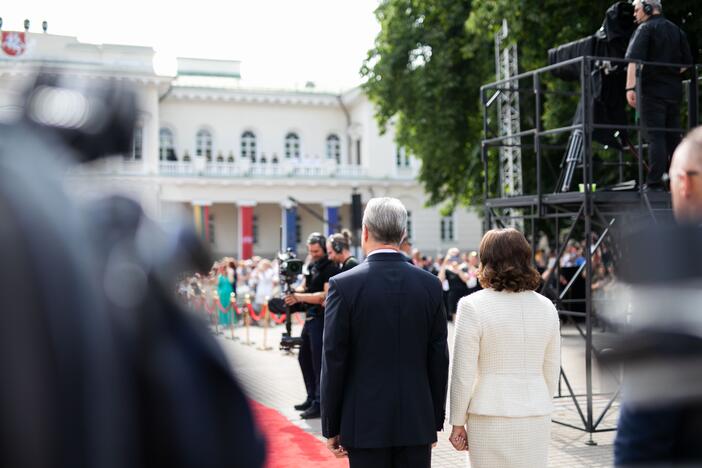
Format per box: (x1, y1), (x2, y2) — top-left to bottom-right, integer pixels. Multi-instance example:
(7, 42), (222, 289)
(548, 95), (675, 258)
(362, 225), (368, 242)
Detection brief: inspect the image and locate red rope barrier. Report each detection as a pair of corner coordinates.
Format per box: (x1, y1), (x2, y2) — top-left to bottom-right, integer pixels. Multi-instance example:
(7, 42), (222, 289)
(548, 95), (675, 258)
(232, 303), (243, 316)
(203, 298), (217, 315)
(270, 305), (287, 324)
(293, 312), (305, 325)
(216, 298), (231, 314)
(248, 303), (263, 322)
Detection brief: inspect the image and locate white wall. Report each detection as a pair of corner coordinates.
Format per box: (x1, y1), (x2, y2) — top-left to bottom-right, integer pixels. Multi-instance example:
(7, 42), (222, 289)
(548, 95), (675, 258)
(254, 203), (284, 258)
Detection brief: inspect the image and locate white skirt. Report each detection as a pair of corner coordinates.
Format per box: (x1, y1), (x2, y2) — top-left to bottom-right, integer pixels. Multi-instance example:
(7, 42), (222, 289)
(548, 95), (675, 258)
(466, 413), (550, 468)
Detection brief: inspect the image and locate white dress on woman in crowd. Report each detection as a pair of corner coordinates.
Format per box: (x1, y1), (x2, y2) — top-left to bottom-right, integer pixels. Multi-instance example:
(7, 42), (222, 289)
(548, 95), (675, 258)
(449, 288), (560, 468)
(253, 267), (276, 307)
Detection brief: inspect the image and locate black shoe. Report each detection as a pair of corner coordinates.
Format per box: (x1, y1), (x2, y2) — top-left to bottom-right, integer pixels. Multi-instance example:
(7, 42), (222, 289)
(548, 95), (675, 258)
(300, 403), (320, 419)
(294, 398), (313, 411)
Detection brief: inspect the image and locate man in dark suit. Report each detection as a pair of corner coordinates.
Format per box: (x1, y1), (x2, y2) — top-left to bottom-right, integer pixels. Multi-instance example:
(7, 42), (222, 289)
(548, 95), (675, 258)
(321, 197), (449, 468)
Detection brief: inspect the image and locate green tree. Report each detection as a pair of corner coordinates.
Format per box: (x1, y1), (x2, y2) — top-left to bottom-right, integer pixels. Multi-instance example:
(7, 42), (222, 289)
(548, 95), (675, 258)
(362, 0), (701, 208)
(361, 0), (490, 209)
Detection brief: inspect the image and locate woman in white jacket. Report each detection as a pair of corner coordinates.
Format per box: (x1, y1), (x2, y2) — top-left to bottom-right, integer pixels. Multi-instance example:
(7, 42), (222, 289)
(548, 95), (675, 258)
(448, 228), (561, 468)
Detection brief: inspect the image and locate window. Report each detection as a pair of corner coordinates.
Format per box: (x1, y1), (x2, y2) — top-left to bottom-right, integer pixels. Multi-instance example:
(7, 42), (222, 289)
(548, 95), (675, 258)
(406, 211), (413, 240)
(159, 128), (176, 161)
(355, 139), (362, 165)
(326, 134), (341, 164)
(241, 131), (256, 162)
(285, 132), (300, 159)
(253, 215), (259, 245)
(196, 129), (213, 161)
(129, 125), (143, 160)
(396, 146), (410, 167)
(440, 215), (455, 242)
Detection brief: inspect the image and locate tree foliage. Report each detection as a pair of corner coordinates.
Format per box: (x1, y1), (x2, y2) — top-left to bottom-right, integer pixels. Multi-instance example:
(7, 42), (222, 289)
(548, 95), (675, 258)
(362, 0), (701, 208)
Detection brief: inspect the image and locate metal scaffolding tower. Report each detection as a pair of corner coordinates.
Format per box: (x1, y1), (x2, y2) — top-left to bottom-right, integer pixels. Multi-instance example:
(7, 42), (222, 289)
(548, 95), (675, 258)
(495, 20), (523, 203)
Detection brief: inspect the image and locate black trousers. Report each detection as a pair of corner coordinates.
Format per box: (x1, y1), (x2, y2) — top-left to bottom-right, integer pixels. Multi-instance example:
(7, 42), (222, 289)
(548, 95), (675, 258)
(640, 96), (681, 185)
(298, 317), (323, 404)
(347, 445), (431, 468)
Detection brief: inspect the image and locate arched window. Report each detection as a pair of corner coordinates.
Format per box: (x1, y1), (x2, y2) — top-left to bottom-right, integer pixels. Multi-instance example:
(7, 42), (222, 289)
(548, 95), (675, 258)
(159, 128), (176, 161)
(285, 132), (300, 159)
(326, 134), (341, 164)
(196, 129), (213, 161)
(241, 131), (256, 162)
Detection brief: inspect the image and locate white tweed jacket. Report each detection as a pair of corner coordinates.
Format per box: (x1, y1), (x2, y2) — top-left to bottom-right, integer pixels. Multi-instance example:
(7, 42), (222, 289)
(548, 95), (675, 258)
(449, 288), (561, 425)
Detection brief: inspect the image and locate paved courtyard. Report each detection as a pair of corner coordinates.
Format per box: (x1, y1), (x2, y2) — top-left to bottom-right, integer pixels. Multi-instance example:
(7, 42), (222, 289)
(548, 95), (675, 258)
(217, 319), (617, 467)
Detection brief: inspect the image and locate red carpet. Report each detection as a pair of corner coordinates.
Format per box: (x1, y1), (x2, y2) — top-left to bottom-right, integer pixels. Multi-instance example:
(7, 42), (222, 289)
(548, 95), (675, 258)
(250, 400), (349, 468)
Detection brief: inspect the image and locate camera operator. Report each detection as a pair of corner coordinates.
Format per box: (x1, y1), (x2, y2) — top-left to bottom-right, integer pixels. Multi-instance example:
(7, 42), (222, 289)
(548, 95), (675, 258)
(327, 230), (359, 272)
(285, 233), (340, 419)
(625, 0), (693, 190)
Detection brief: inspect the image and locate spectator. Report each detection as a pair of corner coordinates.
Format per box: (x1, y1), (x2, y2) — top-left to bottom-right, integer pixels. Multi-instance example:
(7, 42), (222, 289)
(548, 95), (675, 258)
(438, 248), (469, 321)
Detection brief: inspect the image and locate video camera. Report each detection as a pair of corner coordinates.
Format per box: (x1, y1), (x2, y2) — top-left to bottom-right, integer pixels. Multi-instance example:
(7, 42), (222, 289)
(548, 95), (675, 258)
(268, 249), (306, 351)
(278, 249), (304, 291)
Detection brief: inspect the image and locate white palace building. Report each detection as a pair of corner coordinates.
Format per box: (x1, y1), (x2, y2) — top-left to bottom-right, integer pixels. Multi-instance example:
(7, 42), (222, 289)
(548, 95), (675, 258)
(0, 30), (482, 259)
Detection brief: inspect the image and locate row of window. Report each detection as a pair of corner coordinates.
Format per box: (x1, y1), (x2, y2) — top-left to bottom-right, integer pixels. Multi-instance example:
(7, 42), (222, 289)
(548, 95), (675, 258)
(158, 128), (345, 164)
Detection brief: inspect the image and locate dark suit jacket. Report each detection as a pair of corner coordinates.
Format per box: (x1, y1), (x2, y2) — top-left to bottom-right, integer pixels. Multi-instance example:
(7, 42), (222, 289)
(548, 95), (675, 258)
(321, 251), (449, 448)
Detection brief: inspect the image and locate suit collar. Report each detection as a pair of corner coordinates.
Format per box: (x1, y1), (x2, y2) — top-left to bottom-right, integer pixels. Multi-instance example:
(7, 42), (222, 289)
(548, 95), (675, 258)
(365, 252), (406, 262)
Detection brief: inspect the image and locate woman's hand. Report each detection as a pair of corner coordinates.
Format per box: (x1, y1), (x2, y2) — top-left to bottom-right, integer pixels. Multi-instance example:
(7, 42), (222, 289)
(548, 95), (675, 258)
(449, 425), (468, 451)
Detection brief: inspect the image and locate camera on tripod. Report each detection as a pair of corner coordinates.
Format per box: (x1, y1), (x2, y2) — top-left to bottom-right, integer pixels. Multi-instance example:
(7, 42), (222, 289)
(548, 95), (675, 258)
(268, 249), (306, 351)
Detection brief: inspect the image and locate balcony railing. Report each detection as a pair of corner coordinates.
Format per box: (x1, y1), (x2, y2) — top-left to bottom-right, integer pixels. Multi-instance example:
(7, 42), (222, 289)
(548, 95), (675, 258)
(159, 160), (368, 179)
(68, 158), (420, 181)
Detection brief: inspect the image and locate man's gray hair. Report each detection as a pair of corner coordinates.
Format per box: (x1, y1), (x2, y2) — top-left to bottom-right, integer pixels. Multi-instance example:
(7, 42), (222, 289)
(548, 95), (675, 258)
(362, 197), (407, 245)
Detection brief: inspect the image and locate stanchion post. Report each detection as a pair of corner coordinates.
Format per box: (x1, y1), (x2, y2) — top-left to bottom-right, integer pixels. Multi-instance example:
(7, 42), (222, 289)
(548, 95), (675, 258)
(213, 289), (220, 335)
(258, 296), (272, 351)
(229, 292), (236, 340)
(244, 294), (254, 346)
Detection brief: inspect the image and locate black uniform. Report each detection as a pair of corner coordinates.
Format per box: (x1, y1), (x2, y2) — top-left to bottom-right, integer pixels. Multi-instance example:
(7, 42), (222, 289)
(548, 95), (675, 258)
(340, 256), (360, 272)
(298, 256), (340, 412)
(625, 15), (693, 186)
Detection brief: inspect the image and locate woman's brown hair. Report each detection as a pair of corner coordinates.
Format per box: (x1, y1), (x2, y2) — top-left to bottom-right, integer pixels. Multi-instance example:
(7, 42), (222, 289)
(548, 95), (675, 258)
(477, 228), (541, 292)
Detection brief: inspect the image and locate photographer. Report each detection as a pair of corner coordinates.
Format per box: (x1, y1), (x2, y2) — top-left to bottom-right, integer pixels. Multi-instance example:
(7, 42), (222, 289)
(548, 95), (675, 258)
(285, 233), (340, 419)
(327, 230), (359, 273)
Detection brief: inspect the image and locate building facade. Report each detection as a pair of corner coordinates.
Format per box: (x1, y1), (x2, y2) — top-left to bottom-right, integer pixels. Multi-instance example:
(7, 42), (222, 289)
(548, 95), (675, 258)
(0, 31), (482, 259)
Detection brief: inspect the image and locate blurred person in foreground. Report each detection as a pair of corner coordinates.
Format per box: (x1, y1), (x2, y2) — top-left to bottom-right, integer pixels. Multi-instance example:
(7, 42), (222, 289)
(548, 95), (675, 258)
(448, 228), (560, 468)
(0, 76), (264, 468)
(321, 197), (449, 468)
(614, 126), (702, 466)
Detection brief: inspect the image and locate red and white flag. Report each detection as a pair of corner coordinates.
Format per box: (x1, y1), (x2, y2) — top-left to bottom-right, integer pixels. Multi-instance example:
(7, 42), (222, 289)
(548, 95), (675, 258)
(2, 31), (27, 57)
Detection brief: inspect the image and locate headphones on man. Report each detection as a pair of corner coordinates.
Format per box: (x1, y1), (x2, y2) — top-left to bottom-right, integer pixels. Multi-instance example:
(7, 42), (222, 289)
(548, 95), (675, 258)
(641, 0), (653, 16)
(307, 232), (327, 254)
(329, 231), (351, 254)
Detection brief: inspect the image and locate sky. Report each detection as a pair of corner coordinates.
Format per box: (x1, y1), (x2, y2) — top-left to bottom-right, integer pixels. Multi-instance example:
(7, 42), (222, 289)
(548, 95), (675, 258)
(1, 0), (381, 91)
